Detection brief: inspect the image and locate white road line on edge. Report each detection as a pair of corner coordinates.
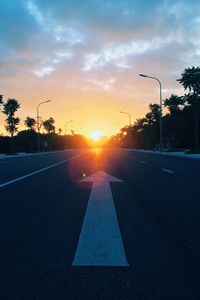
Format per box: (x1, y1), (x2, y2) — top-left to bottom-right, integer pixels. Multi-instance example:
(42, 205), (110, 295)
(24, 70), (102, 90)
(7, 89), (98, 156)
(0, 153), (85, 189)
(162, 168), (174, 174)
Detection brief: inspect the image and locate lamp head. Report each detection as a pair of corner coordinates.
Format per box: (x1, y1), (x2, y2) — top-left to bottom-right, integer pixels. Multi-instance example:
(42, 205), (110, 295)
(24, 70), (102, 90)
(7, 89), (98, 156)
(139, 74), (148, 77)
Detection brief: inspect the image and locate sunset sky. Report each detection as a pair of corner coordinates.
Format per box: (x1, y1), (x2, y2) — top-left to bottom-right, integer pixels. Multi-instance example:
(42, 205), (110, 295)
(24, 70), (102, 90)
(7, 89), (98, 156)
(0, 0), (200, 137)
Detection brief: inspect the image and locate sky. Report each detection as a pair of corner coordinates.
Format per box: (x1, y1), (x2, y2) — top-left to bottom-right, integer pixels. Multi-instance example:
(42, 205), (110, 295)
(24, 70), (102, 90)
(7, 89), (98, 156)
(0, 0), (200, 137)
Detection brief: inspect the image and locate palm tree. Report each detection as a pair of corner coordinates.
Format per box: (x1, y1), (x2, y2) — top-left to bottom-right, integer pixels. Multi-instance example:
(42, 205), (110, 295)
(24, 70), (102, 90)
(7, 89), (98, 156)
(177, 66), (200, 148)
(132, 118), (148, 148)
(43, 117), (55, 134)
(164, 95), (185, 148)
(145, 103), (160, 126)
(24, 117), (36, 131)
(164, 94), (184, 115)
(24, 117), (37, 151)
(134, 118), (148, 133)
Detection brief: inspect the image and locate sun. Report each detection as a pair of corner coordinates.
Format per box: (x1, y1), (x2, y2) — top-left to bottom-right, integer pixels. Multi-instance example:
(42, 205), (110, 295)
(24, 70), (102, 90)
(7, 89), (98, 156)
(90, 130), (103, 141)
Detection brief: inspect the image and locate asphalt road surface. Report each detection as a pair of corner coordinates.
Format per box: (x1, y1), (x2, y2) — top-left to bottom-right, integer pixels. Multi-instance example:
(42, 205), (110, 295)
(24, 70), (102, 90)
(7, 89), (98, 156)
(1, 148), (200, 300)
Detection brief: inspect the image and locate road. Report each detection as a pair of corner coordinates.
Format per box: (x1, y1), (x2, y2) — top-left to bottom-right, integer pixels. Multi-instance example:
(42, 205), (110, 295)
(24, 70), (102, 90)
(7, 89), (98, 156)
(1, 148), (200, 299)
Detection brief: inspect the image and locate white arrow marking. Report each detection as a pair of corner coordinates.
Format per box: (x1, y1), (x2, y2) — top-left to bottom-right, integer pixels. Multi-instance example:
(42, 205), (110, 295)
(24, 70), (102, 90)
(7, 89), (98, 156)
(73, 171), (129, 266)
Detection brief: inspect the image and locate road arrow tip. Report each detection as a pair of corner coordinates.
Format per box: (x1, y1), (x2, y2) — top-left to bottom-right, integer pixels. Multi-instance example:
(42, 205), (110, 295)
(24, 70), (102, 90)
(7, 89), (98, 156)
(80, 170), (123, 183)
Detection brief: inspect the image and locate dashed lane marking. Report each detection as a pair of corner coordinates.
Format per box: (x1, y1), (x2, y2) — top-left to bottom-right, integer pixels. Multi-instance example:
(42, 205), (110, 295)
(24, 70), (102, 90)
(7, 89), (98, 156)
(162, 168), (174, 174)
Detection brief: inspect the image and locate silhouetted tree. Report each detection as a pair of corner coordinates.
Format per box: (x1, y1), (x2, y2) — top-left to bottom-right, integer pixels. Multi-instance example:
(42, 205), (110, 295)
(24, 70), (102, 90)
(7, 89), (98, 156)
(164, 94), (184, 114)
(134, 118), (148, 132)
(132, 118), (148, 148)
(163, 94), (185, 148)
(24, 117), (36, 131)
(43, 117), (55, 134)
(3, 98), (20, 152)
(0, 95), (3, 107)
(58, 128), (62, 135)
(0, 95), (3, 133)
(145, 103), (160, 125)
(119, 126), (129, 147)
(144, 103), (160, 147)
(177, 66), (200, 148)
(24, 117), (37, 151)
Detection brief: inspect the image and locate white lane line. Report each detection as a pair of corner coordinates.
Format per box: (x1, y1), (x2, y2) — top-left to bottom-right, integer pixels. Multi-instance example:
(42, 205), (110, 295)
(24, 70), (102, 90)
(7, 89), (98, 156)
(73, 171), (129, 267)
(141, 161), (147, 164)
(162, 168), (174, 174)
(0, 153), (85, 189)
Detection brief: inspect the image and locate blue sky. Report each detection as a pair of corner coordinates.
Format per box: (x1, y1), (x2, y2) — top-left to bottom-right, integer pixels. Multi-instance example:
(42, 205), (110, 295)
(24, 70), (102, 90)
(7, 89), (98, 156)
(0, 0), (200, 136)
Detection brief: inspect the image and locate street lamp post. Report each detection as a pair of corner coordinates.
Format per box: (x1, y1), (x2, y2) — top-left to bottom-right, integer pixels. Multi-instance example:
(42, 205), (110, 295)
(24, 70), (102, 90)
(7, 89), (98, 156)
(120, 111), (132, 147)
(139, 74), (163, 150)
(37, 100), (52, 152)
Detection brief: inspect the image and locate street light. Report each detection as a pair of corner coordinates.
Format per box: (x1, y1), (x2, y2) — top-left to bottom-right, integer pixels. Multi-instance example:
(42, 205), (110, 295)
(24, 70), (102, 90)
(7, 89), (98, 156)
(65, 120), (73, 135)
(120, 111), (131, 126)
(120, 111), (132, 147)
(139, 74), (163, 150)
(37, 100), (52, 152)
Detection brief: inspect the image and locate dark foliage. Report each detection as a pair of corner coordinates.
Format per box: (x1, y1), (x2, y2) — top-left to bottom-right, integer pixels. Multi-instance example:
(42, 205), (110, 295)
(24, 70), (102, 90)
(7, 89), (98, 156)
(109, 66), (200, 150)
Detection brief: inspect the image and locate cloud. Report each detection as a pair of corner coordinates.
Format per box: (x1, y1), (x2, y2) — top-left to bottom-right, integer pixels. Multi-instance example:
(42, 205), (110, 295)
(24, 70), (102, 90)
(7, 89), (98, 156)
(34, 66), (55, 78)
(82, 37), (169, 72)
(26, 1), (44, 25)
(25, 0), (85, 46)
(86, 78), (116, 91)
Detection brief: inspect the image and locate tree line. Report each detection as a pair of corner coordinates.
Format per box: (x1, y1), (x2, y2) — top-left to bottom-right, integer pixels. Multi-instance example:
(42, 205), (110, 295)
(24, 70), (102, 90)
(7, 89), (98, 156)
(0, 97), (60, 135)
(109, 66), (200, 151)
(0, 98), (89, 153)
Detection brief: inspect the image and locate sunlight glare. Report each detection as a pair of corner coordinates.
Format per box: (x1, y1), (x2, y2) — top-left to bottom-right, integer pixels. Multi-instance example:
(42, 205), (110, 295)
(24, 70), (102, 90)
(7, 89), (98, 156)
(90, 130), (103, 141)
